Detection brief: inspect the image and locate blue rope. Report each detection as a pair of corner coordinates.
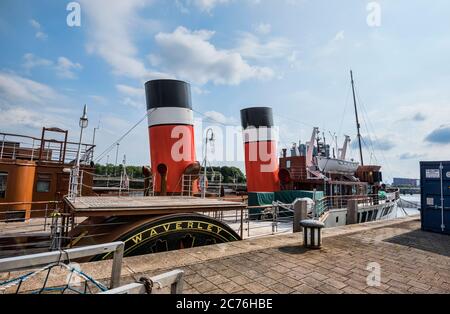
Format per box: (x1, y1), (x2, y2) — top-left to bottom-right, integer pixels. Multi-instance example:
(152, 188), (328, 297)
(72, 268), (108, 292)
(0, 271), (34, 287)
(1, 266), (108, 294)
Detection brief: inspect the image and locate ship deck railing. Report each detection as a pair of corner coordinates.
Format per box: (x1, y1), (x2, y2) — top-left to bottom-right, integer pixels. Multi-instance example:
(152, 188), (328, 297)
(313, 189), (401, 218)
(0, 196), (298, 257)
(0, 132), (94, 165)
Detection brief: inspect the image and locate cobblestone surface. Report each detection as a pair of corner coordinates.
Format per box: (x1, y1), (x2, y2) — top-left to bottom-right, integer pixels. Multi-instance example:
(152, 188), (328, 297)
(135, 218), (450, 294)
(4, 216), (449, 294)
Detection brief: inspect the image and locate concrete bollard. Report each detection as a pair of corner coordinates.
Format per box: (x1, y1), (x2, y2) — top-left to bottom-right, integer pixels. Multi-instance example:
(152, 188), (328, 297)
(300, 219), (325, 249)
(293, 199), (308, 233)
(347, 199), (359, 225)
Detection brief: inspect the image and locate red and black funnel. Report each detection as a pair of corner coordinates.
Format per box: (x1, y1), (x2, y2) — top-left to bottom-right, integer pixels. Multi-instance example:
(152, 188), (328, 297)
(241, 107), (280, 193)
(145, 79), (198, 194)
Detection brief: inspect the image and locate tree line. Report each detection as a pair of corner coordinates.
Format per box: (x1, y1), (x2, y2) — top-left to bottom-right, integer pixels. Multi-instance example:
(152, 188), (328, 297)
(94, 164), (246, 183)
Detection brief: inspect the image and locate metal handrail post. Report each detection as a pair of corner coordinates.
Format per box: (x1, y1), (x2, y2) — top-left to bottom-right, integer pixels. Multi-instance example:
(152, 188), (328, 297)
(240, 208), (244, 239)
(0, 134), (5, 159)
(31, 139), (35, 161)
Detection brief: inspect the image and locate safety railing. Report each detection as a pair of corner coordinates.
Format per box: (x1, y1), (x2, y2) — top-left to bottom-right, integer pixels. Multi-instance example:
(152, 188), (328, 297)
(0, 242), (125, 292)
(204, 202), (296, 239)
(101, 269), (184, 294)
(313, 189), (401, 218)
(78, 170), (154, 197)
(0, 201), (77, 258)
(0, 132), (94, 165)
(244, 204), (294, 238)
(182, 172), (223, 197)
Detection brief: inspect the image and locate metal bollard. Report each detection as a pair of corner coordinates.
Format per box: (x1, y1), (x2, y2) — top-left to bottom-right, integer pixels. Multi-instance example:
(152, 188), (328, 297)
(300, 219), (325, 249)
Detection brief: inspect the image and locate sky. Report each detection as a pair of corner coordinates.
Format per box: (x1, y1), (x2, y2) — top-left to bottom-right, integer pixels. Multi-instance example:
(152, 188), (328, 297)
(0, 0), (449, 182)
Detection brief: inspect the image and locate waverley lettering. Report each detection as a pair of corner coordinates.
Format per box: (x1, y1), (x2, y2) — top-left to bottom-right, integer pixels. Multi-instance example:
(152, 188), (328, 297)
(129, 221), (227, 245)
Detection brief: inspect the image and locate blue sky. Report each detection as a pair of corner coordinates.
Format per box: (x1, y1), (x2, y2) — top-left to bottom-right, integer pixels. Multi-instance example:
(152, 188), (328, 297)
(0, 0), (449, 182)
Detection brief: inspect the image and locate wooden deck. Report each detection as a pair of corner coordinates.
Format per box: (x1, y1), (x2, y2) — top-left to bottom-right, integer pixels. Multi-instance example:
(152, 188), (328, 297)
(64, 196), (246, 217)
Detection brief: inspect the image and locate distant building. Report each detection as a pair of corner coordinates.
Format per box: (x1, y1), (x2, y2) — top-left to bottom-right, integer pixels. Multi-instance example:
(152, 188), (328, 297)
(393, 178), (419, 187)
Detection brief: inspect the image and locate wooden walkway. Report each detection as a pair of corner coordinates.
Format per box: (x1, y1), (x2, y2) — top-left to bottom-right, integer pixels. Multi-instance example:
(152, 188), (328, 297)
(65, 196), (246, 216)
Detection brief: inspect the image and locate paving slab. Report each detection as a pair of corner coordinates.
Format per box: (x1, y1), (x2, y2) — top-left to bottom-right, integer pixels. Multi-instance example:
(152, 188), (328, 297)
(3, 215), (450, 294)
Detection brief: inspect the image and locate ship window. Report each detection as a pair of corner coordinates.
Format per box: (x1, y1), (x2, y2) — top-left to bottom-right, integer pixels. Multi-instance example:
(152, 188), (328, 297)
(5, 210), (26, 222)
(36, 173), (52, 193)
(0, 172), (7, 198)
(361, 211), (367, 223)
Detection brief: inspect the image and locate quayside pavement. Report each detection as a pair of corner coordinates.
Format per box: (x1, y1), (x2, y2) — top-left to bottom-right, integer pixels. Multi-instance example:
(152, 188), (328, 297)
(2, 215), (449, 294)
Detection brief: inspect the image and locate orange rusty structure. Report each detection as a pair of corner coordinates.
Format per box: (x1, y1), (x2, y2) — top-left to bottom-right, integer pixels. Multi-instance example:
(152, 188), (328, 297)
(0, 127), (95, 220)
(240, 107), (280, 193)
(145, 80), (200, 195)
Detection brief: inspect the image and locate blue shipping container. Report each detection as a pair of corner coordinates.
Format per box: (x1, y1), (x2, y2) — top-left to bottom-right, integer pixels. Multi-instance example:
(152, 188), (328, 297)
(420, 161), (450, 235)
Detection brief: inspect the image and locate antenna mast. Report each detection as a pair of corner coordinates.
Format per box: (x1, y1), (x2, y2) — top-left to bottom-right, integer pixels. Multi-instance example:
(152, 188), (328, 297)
(350, 70), (364, 166)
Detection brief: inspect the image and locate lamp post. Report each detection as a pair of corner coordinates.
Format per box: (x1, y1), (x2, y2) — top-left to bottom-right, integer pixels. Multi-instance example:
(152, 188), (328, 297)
(114, 143), (120, 177)
(202, 128), (215, 199)
(91, 121), (100, 161)
(71, 105), (88, 200)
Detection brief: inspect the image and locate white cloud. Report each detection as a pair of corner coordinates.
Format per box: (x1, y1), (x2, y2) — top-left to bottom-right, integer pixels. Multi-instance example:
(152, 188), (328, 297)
(116, 84), (143, 98)
(29, 19), (48, 40)
(147, 54), (162, 67)
(0, 107), (61, 129)
(345, 88), (450, 178)
(0, 72), (76, 132)
(89, 95), (107, 105)
(190, 0), (231, 13)
(80, 0), (163, 80)
(175, 0), (191, 13)
(55, 57), (83, 79)
(0, 71), (59, 104)
(192, 86), (210, 95)
(254, 23), (272, 35)
(287, 51), (302, 69)
(317, 30), (346, 57)
(203, 110), (236, 125)
(333, 30), (345, 42)
(35, 31), (48, 40)
(178, 0), (262, 13)
(116, 84), (145, 109)
(22, 53), (53, 70)
(235, 32), (294, 60)
(122, 97), (144, 109)
(21, 54), (82, 79)
(29, 19), (40, 29)
(153, 26), (273, 85)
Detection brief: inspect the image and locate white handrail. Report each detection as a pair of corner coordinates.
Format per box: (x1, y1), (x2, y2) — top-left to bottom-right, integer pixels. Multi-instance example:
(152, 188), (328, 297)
(0, 242), (124, 289)
(100, 269), (184, 294)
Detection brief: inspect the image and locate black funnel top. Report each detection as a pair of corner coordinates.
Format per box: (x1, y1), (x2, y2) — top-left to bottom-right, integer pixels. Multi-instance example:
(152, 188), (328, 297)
(145, 80), (192, 110)
(241, 107), (274, 129)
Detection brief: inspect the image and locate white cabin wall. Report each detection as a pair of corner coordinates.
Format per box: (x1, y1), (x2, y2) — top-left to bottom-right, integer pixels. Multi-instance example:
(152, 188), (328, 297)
(323, 209), (347, 228)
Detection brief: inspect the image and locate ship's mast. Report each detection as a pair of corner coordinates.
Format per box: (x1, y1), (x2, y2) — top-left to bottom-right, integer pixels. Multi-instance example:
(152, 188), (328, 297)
(350, 70), (364, 166)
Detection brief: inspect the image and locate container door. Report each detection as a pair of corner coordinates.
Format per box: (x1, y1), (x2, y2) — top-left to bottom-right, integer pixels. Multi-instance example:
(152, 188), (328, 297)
(420, 162), (450, 235)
